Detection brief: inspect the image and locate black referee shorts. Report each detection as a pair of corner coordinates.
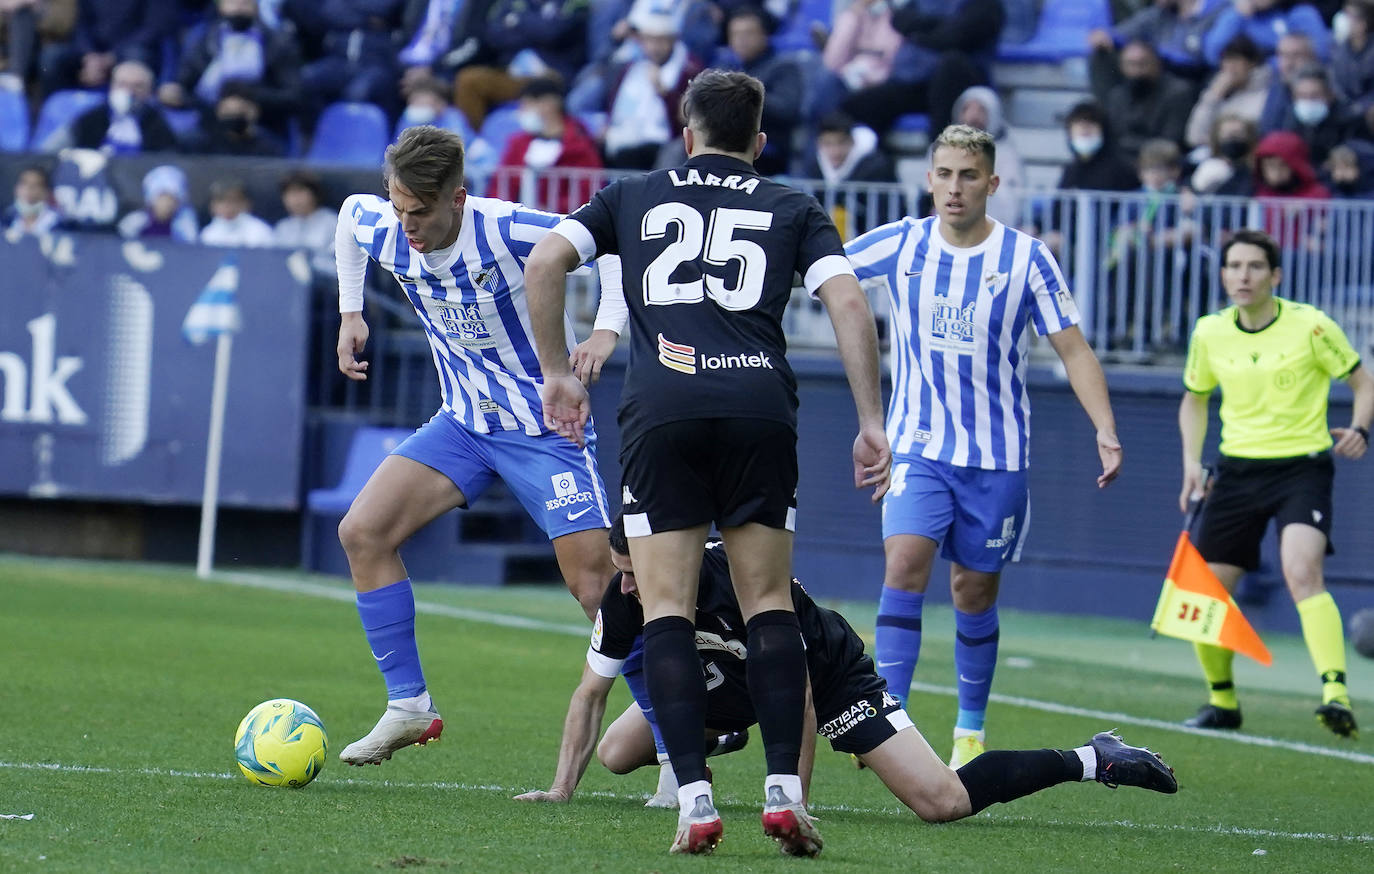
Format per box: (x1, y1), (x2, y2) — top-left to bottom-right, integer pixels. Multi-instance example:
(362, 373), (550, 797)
(1194, 452), (1335, 571)
(619, 418), (797, 536)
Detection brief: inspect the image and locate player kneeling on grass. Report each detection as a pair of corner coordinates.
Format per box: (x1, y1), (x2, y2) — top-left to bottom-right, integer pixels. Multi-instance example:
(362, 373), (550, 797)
(515, 516), (1178, 846)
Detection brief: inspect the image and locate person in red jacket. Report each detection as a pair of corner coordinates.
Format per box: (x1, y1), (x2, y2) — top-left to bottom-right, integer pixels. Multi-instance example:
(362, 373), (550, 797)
(490, 77), (603, 214)
(1252, 129), (1330, 250)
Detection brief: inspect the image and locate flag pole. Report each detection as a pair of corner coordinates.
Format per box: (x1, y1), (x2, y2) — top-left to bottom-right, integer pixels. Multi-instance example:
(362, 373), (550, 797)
(196, 330), (234, 579)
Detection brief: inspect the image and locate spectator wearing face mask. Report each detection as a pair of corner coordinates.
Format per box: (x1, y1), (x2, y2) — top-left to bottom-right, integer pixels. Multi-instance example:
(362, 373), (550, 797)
(1191, 113), (1259, 196)
(601, 2), (702, 170)
(183, 81), (286, 157)
(1057, 100), (1140, 193)
(3, 166), (60, 239)
(1092, 38), (1196, 161)
(117, 164), (200, 242)
(157, 0), (303, 137)
(489, 77), (602, 213)
(1279, 65), (1361, 165)
(1259, 32), (1318, 133)
(398, 75), (475, 140)
(1186, 34), (1271, 148)
(65, 59), (176, 154)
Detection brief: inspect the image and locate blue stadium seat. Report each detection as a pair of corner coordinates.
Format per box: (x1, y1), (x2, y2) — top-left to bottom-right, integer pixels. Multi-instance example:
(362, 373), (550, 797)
(773, 0), (832, 53)
(996, 0), (1112, 63)
(301, 426), (411, 574)
(892, 113), (931, 135)
(161, 106), (201, 138)
(478, 103), (522, 159)
(30, 89), (105, 150)
(0, 84), (28, 152)
(306, 101), (390, 165)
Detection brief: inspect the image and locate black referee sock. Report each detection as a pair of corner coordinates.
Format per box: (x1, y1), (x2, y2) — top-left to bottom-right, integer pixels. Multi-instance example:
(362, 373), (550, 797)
(642, 615), (710, 787)
(956, 749), (1082, 815)
(745, 609), (808, 777)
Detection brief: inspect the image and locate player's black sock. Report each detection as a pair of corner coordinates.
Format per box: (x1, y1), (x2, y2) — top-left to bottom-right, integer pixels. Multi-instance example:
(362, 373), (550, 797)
(745, 609), (807, 777)
(957, 749), (1082, 815)
(642, 615), (709, 786)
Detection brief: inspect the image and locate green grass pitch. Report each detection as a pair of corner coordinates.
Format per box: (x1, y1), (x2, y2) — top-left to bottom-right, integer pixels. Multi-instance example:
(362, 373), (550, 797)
(2, 555), (1371, 872)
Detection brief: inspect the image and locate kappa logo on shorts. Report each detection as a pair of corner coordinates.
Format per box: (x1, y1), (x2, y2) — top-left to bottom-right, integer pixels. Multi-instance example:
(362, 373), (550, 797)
(658, 333), (697, 374)
(545, 470), (594, 511)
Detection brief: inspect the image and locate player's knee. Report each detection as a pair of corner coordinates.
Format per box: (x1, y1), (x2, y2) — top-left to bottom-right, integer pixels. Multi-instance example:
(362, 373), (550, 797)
(907, 784), (966, 822)
(337, 510), (386, 559)
(884, 548), (932, 590)
(595, 735), (637, 774)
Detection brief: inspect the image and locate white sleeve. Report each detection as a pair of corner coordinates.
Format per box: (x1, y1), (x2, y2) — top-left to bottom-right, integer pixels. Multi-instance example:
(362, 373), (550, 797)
(335, 200), (368, 314)
(592, 254), (628, 335)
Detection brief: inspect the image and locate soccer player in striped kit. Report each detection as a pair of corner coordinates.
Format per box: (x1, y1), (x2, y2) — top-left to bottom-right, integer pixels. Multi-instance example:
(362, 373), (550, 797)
(332, 126), (619, 766)
(845, 125), (1123, 768)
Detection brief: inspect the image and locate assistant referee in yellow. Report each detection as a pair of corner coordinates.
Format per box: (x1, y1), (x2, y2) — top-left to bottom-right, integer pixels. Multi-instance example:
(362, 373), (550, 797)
(1178, 228), (1373, 738)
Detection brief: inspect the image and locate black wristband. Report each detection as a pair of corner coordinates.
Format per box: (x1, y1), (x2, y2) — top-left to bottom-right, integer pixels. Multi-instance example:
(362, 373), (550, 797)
(1356, 426), (1370, 444)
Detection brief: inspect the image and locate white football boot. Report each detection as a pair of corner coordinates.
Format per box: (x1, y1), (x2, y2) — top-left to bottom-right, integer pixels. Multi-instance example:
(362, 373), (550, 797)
(339, 700), (443, 765)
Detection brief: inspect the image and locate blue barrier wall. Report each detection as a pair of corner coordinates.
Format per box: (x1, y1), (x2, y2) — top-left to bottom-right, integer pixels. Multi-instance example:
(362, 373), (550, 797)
(0, 236), (310, 509)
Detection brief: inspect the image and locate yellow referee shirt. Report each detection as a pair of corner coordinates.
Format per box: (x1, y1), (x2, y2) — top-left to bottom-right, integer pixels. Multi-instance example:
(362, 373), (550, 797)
(1183, 298), (1361, 459)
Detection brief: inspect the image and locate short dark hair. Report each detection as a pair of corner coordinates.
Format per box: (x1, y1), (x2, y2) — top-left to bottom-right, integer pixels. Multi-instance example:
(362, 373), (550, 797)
(209, 177), (249, 201)
(408, 75), (450, 103)
(608, 513), (629, 556)
(18, 165), (51, 188)
(384, 125), (465, 203)
(1065, 100), (1106, 130)
(280, 168), (324, 201)
(1221, 229), (1281, 270)
(726, 4), (777, 33)
(817, 111), (855, 137)
(217, 80), (258, 105)
(682, 68), (764, 155)
(1292, 63), (1332, 93)
(520, 77), (564, 101)
(1220, 34), (1262, 64)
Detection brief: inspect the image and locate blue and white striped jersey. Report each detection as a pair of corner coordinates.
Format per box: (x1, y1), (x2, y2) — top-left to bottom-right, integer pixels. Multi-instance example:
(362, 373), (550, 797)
(337, 193), (581, 436)
(846, 216), (1079, 470)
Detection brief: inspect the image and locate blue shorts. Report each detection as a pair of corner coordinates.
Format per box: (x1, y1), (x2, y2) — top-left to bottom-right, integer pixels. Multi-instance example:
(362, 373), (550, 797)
(393, 412), (611, 539)
(881, 455), (1029, 572)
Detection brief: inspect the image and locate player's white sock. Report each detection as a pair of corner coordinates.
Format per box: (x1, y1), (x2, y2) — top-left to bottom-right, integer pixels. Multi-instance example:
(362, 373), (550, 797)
(764, 773), (803, 805)
(1074, 745), (1096, 781)
(388, 691), (433, 713)
(677, 779), (714, 813)
(953, 727), (986, 742)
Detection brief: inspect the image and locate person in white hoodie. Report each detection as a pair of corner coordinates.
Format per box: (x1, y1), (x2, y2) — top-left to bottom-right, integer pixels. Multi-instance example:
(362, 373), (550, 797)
(951, 86), (1025, 228)
(803, 111), (897, 237)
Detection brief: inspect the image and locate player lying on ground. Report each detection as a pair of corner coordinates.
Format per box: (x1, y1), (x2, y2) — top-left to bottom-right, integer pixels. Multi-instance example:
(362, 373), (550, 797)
(515, 519), (1178, 842)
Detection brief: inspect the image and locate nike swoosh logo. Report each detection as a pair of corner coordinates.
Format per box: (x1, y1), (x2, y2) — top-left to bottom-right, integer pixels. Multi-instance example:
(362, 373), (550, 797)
(373, 650), (395, 662)
(959, 674), (985, 684)
(877, 661), (903, 668)
(566, 506), (594, 521)
(904, 269), (923, 277)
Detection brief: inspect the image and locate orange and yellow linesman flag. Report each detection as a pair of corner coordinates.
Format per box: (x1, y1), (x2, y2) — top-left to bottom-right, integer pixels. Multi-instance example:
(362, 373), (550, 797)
(1150, 532), (1273, 666)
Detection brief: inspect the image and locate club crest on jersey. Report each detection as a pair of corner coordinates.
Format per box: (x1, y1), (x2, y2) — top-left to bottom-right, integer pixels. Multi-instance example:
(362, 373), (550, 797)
(438, 303), (496, 348)
(983, 270), (1009, 296)
(658, 333), (697, 374)
(471, 267), (498, 292)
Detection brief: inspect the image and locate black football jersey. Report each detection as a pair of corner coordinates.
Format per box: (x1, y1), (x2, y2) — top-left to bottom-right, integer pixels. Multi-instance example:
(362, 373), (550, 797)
(559, 153), (853, 440)
(587, 542), (883, 720)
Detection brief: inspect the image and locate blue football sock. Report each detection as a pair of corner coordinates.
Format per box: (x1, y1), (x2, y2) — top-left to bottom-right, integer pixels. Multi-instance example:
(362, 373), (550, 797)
(954, 605), (1000, 732)
(875, 587), (924, 709)
(622, 659), (667, 758)
(356, 579), (427, 700)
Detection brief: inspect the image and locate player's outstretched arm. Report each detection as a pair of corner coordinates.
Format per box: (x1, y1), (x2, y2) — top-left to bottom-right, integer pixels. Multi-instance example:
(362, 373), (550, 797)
(1178, 389), (1211, 512)
(1331, 365), (1373, 460)
(514, 663), (615, 803)
(526, 233), (592, 445)
(337, 311), (370, 381)
(1048, 325), (1121, 487)
(816, 274), (891, 501)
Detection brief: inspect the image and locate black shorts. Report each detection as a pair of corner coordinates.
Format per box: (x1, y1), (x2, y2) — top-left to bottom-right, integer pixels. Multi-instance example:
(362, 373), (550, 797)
(619, 418), (798, 535)
(816, 690), (913, 756)
(1194, 452), (1335, 571)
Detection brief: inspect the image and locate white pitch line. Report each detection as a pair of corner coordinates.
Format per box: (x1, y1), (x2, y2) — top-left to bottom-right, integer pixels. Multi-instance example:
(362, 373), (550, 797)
(907, 682), (1374, 766)
(4, 760), (1369, 845)
(213, 571), (1374, 766)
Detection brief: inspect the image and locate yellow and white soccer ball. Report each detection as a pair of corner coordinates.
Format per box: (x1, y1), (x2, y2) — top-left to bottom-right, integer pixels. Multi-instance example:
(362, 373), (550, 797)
(233, 698), (328, 788)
